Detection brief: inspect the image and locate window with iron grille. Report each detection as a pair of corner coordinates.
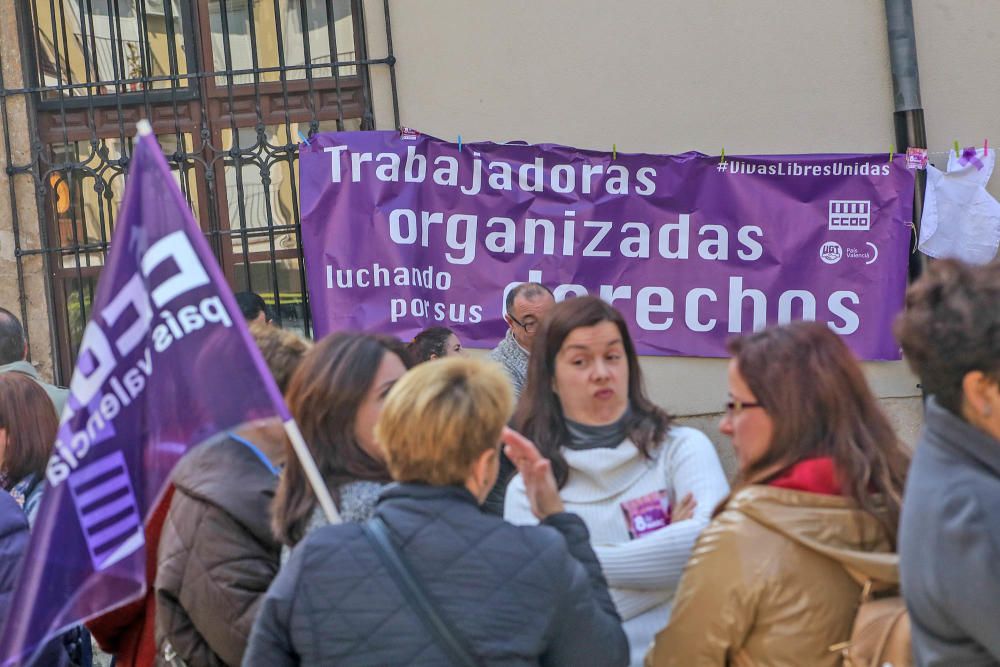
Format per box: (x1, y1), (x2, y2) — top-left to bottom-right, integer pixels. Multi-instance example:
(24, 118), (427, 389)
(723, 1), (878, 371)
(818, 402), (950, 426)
(2, 0), (398, 383)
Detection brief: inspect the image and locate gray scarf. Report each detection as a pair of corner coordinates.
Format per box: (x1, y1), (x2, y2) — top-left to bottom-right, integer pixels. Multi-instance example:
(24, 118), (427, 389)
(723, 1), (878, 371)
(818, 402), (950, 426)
(565, 405), (632, 450)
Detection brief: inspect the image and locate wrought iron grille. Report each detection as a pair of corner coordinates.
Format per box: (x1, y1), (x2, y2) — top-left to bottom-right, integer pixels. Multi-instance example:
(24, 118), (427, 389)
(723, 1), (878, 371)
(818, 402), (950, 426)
(0, 0), (398, 383)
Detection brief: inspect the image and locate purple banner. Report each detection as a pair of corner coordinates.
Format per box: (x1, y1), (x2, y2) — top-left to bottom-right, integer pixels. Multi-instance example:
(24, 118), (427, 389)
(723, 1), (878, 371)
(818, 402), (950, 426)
(301, 131), (914, 359)
(0, 129), (290, 666)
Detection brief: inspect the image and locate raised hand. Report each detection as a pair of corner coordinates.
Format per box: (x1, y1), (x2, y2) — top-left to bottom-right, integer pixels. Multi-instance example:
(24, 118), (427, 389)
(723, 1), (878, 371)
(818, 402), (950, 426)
(502, 427), (565, 520)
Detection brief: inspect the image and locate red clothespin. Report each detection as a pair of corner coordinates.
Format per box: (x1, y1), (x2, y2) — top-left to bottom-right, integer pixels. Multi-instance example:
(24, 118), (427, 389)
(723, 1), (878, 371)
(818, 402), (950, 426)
(985, 138), (989, 156)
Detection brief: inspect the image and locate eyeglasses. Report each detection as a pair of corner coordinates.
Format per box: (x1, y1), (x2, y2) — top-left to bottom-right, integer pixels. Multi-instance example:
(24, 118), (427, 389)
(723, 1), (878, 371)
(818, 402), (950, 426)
(724, 399), (763, 417)
(508, 314), (539, 334)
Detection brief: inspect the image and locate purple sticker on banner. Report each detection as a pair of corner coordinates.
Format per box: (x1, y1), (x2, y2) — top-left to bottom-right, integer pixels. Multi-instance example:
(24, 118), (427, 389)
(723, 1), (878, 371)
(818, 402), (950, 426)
(300, 131), (914, 360)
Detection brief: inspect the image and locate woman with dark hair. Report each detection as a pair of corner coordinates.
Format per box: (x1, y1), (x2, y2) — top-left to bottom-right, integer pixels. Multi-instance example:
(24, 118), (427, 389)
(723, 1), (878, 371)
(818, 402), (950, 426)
(504, 296), (728, 666)
(406, 326), (464, 364)
(272, 332), (411, 549)
(646, 321), (910, 667)
(0, 373), (92, 666)
(895, 259), (1000, 665)
(0, 373), (59, 527)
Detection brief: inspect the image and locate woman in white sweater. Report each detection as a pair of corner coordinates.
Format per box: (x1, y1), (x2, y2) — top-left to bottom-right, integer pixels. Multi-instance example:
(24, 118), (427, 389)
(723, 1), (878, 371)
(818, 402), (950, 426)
(504, 296), (729, 667)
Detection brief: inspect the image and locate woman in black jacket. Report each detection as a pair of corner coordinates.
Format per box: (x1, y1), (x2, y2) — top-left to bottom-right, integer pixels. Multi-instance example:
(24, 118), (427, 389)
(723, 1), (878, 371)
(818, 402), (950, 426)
(245, 357), (629, 667)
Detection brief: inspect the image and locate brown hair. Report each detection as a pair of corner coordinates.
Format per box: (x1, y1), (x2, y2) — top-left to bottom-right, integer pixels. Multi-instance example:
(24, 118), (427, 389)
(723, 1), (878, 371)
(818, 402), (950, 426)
(727, 321), (910, 545)
(377, 357), (512, 486)
(514, 296), (671, 487)
(249, 322), (312, 394)
(271, 332), (411, 546)
(406, 326), (454, 364)
(894, 259), (1000, 416)
(0, 374), (58, 488)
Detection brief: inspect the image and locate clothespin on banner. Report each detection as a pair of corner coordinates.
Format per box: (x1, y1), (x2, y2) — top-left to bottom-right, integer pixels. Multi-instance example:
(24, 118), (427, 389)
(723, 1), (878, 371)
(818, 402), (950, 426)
(720, 147), (726, 165)
(297, 130), (310, 145)
(985, 138), (989, 156)
(458, 135), (462, 152)
(612, 144), (617, 160)
(954, 140), (961, 158)
(888, 144), (894, 163)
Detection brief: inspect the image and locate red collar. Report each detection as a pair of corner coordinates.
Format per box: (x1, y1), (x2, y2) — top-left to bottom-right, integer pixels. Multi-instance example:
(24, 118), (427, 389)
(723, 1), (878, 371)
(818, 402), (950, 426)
(767, 457), (843, 496)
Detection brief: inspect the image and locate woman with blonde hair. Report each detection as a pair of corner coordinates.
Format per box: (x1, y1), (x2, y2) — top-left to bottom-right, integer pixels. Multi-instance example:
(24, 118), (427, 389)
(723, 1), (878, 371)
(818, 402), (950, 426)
(646, 321), (910, 667)
(245, 357), (628, 666)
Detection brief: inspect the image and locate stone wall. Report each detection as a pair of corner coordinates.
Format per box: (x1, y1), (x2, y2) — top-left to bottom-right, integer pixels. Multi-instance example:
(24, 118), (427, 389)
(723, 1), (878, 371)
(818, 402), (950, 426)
(0, 0), (58, 383)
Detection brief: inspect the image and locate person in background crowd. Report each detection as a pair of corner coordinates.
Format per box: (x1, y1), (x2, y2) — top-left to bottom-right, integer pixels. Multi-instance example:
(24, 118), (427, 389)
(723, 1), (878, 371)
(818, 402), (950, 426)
(234, 291), (271, 325)
(406, 326), (465, 364)
(271, 333), (411, 553)
(244, 357), (629, 667)
(0, 373), (91, 665)
(488, 282), (554, 398)
(505, 296), (728, 667)
(153, 324), (311, 667)
(0, 491), (71, 667)
(895, 259), (1000, 665)
(88, 489), (175, 667)
(482, 283), (556, 516)
(0, 373), (59, 527)
(0, 491), (29, 641)
(646, 322), (910, 667)
(0, 306), (68, 416)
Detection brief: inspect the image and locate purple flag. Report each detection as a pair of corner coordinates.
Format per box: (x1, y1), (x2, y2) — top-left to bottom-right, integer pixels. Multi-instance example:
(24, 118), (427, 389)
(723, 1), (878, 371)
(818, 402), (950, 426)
(301, 131), (915, 359)
(0, 127), (290, 665)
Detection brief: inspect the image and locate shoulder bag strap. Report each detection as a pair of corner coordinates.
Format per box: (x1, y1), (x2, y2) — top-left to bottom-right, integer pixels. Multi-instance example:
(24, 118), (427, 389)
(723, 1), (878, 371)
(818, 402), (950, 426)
(362, 516), (481, 667)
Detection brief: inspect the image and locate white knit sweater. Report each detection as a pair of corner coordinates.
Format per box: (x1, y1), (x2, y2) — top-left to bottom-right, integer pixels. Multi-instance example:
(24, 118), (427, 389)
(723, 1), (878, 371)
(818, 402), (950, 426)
(504, 426), (730, 667)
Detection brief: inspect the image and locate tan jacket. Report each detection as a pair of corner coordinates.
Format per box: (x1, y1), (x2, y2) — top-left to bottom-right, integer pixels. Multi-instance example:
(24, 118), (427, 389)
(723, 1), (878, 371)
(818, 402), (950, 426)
(645, 485), (897, 667)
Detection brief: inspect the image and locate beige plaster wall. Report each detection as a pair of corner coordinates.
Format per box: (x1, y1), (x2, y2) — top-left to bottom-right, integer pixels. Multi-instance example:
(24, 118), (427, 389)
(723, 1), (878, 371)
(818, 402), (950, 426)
(362, 0), (1000, 434)
(914, 0), (1000, 195)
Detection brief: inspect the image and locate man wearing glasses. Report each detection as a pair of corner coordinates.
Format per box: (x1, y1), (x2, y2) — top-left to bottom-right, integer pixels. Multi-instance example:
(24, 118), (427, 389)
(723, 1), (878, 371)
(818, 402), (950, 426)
(488, 282), (555, 398)
(482, 282), (555, 517)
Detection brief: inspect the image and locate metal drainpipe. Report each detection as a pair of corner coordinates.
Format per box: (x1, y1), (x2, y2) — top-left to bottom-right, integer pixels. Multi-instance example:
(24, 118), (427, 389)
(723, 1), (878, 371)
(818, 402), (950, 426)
(884, 0), (927, 281)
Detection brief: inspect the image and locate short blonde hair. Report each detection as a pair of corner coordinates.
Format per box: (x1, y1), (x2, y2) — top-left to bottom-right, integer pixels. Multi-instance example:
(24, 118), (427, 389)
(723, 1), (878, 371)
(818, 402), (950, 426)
(250, 322), (312, 395)
(376, 357), (513, 486)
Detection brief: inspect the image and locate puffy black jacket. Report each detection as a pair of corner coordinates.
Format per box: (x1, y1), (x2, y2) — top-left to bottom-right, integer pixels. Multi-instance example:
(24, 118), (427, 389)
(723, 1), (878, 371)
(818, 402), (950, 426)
(244, 484), (628, 667)
(156, 433), (281, 666)
(0, 491), (28, 637)
(1, 489), (84, 666)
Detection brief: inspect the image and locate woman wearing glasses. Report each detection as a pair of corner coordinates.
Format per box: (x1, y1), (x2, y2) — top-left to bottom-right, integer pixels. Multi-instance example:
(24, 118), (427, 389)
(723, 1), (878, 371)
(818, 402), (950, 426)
(645, 321), (910, 667)
(503, 296), (729, 667)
